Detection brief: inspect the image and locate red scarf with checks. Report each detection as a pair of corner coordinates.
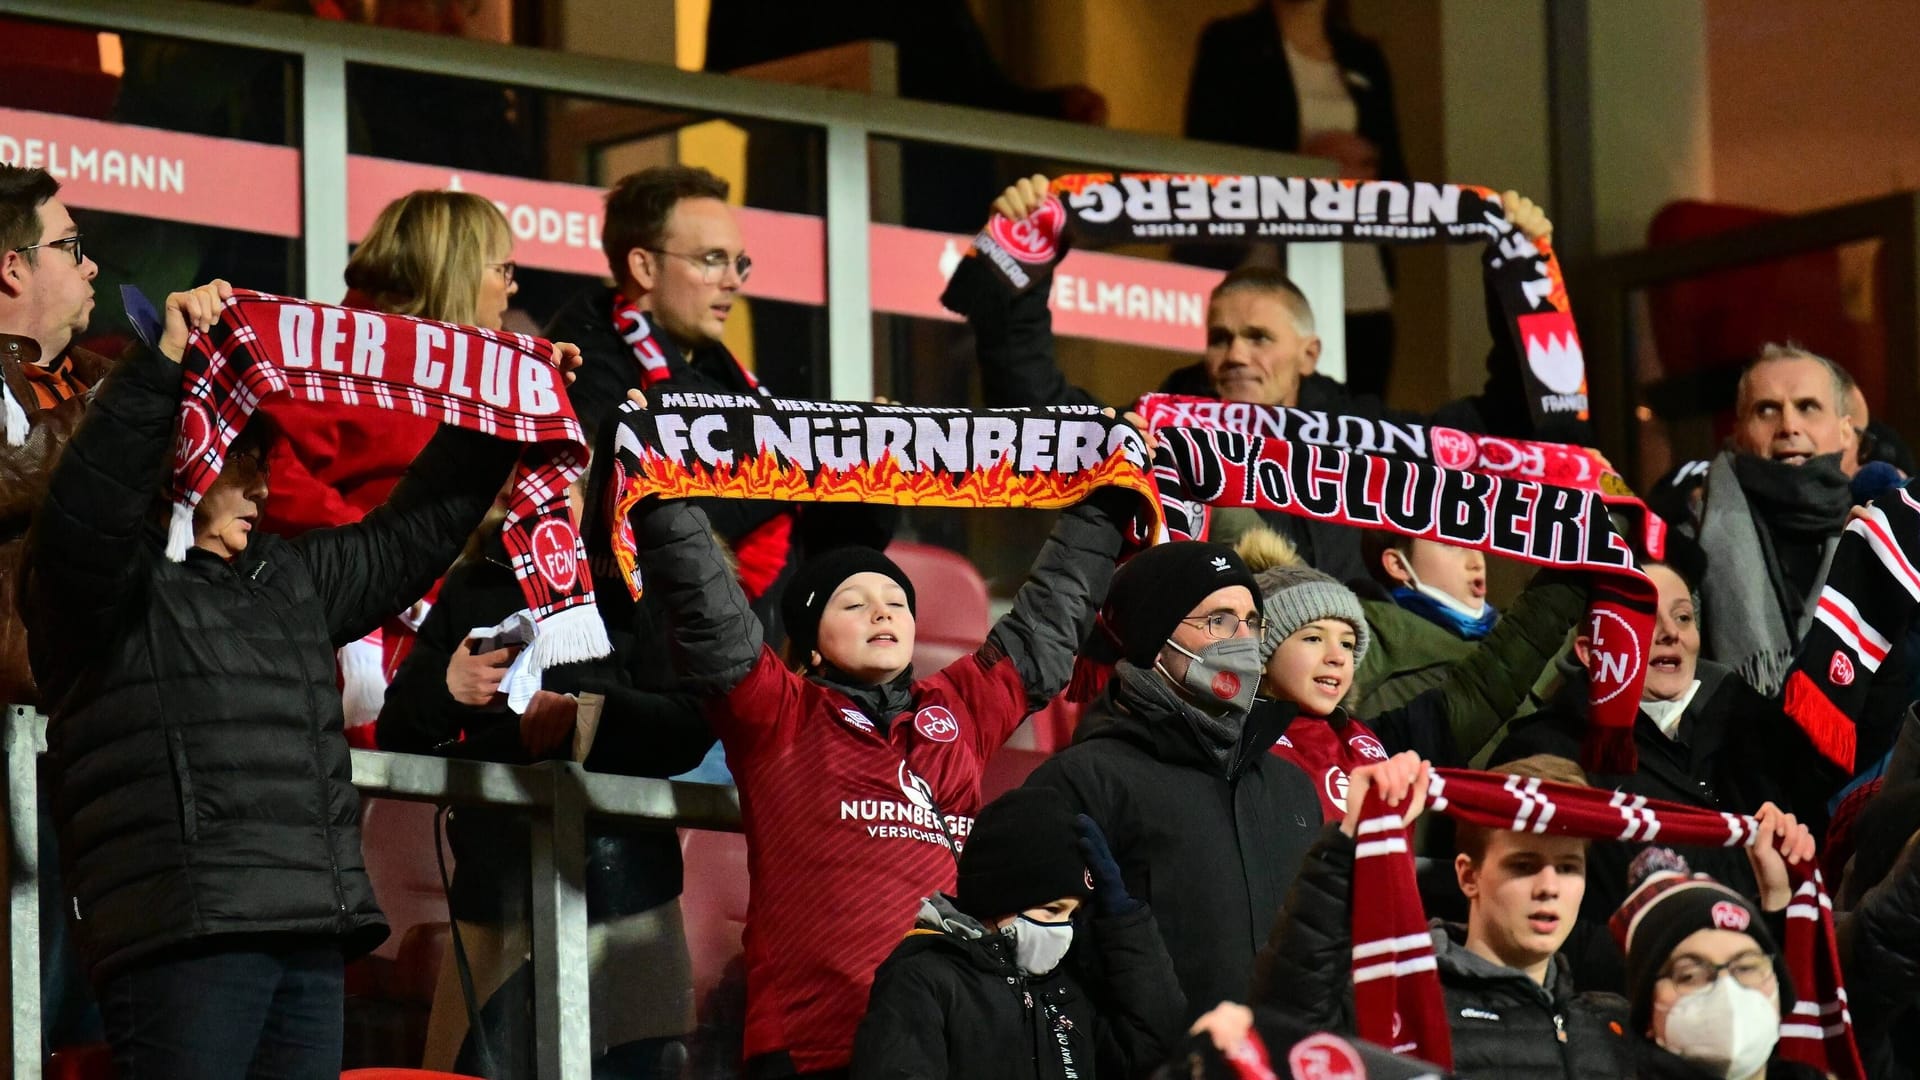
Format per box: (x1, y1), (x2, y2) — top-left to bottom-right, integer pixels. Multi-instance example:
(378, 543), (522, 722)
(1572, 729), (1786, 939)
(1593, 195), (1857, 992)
(164, 289), (610, 672)
(1348, 768), (1862, 1077)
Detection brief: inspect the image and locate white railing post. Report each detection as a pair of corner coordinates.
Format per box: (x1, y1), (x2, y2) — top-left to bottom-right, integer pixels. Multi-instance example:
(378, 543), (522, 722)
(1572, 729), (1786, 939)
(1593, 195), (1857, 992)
(825, 122), (874, 402)
(4, 706), (45, 1080)
(300, 43), (351, 303)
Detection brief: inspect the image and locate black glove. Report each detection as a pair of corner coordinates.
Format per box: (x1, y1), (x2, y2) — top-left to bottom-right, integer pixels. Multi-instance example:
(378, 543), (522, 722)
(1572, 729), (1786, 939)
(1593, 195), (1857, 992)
(1076, 813), (1141, 917)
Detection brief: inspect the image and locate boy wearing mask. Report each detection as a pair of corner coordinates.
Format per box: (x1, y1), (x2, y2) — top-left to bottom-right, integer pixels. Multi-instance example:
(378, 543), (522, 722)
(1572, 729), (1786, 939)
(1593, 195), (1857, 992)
(851, 787), (1183, 1079)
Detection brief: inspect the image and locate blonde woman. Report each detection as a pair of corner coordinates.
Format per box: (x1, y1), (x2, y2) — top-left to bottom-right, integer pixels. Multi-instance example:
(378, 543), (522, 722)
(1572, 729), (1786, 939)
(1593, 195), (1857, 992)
(259, 190), (518, 744)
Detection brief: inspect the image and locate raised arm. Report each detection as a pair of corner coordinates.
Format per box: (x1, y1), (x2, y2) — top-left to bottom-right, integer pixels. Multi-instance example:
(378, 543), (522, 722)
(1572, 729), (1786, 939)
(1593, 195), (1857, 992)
(940, 176), (1104, 411)
(22, 283), (227, 689)
(980, 487), (1134, 712)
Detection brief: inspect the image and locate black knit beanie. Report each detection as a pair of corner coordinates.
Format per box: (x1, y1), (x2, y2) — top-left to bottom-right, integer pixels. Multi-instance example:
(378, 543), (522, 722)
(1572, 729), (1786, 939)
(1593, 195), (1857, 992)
(1611, 853), (1783, 1035)
(1094, 542), (1262, 667)
(954, 787), (1092, 922)
(780, 545), (916, 660)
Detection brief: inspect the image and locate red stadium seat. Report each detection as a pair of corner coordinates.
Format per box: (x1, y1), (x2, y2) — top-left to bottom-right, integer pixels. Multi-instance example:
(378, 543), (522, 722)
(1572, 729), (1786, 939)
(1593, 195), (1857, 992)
(679, 828), (751, 1013)
(44, 1043), (112, 1080)
(885, 541), (991, 673)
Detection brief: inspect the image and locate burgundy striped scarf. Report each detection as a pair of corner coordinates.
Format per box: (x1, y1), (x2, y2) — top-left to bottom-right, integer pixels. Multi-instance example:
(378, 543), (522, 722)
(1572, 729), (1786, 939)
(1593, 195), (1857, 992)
(1349, 769), (1863, 1077)
(163, 289), (610, 672)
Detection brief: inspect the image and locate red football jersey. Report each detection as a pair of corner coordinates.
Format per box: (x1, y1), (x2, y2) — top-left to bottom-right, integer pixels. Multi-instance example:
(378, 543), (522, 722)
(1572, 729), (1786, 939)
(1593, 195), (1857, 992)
(715, 644), (1032, 1073)
(1269, 712), (1393, 822)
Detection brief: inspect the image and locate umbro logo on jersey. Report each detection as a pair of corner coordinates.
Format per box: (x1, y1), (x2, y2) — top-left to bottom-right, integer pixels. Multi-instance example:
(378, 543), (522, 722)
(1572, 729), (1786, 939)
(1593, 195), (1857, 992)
(838, 708), (875, 734)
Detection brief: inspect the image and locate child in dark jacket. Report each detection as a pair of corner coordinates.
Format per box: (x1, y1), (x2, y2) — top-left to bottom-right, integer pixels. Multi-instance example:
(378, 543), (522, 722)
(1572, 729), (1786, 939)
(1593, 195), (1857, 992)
(626, 416), (1138, 1077)
(852, 787), (1184, 1080)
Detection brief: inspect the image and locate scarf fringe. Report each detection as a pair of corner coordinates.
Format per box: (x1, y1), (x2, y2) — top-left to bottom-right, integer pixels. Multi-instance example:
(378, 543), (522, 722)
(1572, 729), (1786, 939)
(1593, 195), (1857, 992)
(1783, 670), (1859, 772)
(1066, 656), (1113, 704)
(1579, 721), (1638, 776)
(338, 632), (387, 733)
(528, 603), (612, 671)
(165, 501), (195, 561)
(2, 382), (26, 447)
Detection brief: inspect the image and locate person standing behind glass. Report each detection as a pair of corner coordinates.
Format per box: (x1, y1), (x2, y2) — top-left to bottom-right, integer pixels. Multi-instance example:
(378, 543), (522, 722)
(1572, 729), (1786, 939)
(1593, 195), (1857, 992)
(1184, 0), (1406, 402)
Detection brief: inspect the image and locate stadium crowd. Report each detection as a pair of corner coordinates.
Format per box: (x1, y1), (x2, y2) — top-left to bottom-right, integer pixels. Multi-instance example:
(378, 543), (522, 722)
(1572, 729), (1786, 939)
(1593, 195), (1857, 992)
(5, 13), (1920, 1080)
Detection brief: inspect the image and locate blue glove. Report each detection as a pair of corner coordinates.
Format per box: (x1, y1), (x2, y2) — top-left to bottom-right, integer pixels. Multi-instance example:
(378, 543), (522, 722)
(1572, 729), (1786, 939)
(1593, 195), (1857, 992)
(1076, 813), (1141, 917)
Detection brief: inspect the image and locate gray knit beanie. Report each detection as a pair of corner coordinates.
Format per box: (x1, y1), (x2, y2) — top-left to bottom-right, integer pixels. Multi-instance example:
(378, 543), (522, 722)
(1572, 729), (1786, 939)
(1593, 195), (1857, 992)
(1251, 564), (1370, 666)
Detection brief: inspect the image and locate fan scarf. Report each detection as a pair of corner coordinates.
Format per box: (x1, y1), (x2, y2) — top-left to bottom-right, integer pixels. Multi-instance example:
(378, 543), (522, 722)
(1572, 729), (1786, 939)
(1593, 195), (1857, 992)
(1780, 482), (1920, 773)
(970, 175), (1588, 434)
(610, 293), (765, 394)
(605, 395), (1161, 596)
(163, 289), (609, 672)
(1152, 425), (1654, 773)
(1133, 393), (1663, 559)
(1347, 769), (1863, 1078)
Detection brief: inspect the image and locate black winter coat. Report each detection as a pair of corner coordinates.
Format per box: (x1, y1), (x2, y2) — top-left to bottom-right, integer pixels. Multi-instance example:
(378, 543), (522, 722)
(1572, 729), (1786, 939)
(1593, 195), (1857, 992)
(1843, 833), (1920, 1078)
(22, 345), (517, 980)
(1252, 824), (1631, 1080)
(375, 536), (714, 923)
(1024, 685), (1321, 1022)
(852, 896), (1184, 1080)
(1491, 659), (1847, 993)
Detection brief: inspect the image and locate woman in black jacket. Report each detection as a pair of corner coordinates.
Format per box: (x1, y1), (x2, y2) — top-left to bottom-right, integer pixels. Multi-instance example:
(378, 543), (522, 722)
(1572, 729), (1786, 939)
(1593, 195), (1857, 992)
(1184, 0), (1407, 399)
(19, 281), (565, 1079)
(851, 787), (1183, 1080)
(376, 503), (716, 1079)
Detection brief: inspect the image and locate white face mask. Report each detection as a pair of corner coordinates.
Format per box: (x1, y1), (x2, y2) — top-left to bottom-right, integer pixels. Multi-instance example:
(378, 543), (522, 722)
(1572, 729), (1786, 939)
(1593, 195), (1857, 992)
(1400, 560), (1487, 620)
(1660, 973), (1780, 1079)
(1641, 679), (1703, 740)
(1007, 915), (1074, 976)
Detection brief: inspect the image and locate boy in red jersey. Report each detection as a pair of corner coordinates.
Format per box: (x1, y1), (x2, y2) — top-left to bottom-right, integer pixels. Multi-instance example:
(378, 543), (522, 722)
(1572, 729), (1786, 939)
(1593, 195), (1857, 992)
(627, 427), (1139, 1079)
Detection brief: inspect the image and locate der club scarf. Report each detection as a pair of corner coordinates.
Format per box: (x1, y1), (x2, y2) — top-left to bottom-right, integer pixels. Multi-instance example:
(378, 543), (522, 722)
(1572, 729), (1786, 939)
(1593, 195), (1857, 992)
(605, 393), (1160, 596)
(1151, 424), (1655, 773)
(1134, 393), (1663, 559)
(1780, 480), (1920, 773)
(1347, 769), (1863, 1078)
(970, 175), (1588, 434)
(161, 288), (610, 672)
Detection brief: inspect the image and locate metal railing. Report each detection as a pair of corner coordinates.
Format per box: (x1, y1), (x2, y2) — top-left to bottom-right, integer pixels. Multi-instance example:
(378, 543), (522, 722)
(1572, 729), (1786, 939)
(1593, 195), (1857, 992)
(1572, 191), (1920, 477)
(0, 0), (1345, 398)
(3, 704), (744, 1080)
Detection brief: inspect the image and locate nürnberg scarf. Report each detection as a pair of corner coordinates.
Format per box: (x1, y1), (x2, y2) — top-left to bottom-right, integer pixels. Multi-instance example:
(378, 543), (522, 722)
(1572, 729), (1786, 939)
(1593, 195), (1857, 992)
(606, 394), (1161, 596)
(970, 175), (1588, 435)
(1152, 425), (1655, 773)
(162, 288), (609, 672)
(1134, 393), (1663, 559)
(1347, 769), (1863, 1078)
(1780, 480), (1920, 773)
(611, 292), (765, 394)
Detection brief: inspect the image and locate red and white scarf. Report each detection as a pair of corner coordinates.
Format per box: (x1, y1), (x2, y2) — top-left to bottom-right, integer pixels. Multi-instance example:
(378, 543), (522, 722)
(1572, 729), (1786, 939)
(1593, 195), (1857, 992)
(165, 289), (610, 672)
(610, 292), (763, 393)
(1348, 769), (1863, 1078)
(1151, 426), (1655, 773)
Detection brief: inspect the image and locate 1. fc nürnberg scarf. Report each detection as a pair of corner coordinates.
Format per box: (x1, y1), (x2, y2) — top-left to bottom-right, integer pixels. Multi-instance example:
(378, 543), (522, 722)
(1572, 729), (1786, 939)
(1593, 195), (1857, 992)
(1780, 483), (1920, 773)
(1132, 393), (1664, 560)
(1347, 769), (1863, 1078)
(162, 289), (610, 672)
(971, 175), (1588, 435)
(605, 393), (1162, 595)
(1152, 424), (1655, 773)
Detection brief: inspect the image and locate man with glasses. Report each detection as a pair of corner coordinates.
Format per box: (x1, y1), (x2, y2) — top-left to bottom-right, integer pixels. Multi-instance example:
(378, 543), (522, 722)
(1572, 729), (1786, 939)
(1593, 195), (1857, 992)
(1, 164), (105, 708)
(548, 165), (891, 651)
(1023, 540), (1325, 1021)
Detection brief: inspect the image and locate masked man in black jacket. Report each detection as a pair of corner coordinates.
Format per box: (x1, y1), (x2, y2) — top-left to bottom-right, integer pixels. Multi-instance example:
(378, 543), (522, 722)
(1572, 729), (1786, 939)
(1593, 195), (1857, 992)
(20, 280), (574, 1080)
(1023, 541), (1322, 1022)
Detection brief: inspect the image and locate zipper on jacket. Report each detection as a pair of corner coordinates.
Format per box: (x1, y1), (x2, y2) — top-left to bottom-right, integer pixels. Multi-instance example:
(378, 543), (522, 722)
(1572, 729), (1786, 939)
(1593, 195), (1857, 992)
(1553, 1011), (1573, 1078)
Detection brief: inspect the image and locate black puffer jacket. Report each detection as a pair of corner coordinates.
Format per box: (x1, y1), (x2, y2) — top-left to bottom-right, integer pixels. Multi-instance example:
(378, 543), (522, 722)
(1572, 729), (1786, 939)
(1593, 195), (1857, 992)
(852, 895), (1184, 1080)
(1252, 824), (1631, 1080)
(1024, 677), (1321, 1021)
(1843, 828), (1920, 1078)
(21, 345), (517, 980)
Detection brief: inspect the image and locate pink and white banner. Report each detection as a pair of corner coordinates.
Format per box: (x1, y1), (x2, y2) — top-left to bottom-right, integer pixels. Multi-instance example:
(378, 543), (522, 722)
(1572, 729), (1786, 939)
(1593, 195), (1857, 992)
(1, 107), (1219, 352)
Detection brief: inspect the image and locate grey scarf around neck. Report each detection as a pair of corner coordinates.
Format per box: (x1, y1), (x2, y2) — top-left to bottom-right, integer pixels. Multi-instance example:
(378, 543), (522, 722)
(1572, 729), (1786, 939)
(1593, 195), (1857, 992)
(1112, 660), (1246, 769)
(1696, 450), (1840, 694)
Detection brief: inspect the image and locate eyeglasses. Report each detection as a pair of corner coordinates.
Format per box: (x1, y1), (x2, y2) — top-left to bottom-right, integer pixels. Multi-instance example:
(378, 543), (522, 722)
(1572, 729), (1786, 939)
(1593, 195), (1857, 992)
(1660, 952), (1775, 994)
(226, 446), (272, 481)
(647, 248), (752, 285)
(13, 234), (84, 266)
(488, 260), (517, 285)
(1179, 612), (1265, 639)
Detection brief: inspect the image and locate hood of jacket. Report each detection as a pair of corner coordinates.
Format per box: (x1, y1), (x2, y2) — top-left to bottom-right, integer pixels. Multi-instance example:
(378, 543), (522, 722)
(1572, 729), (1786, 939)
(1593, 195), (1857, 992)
(1429, 921), (1572, 1006)
(891, 893), (1019, 975)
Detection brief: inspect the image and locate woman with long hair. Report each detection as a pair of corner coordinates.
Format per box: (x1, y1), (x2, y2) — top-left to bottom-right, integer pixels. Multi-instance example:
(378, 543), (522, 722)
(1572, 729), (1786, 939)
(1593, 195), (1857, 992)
(260, 190), (519, 743)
